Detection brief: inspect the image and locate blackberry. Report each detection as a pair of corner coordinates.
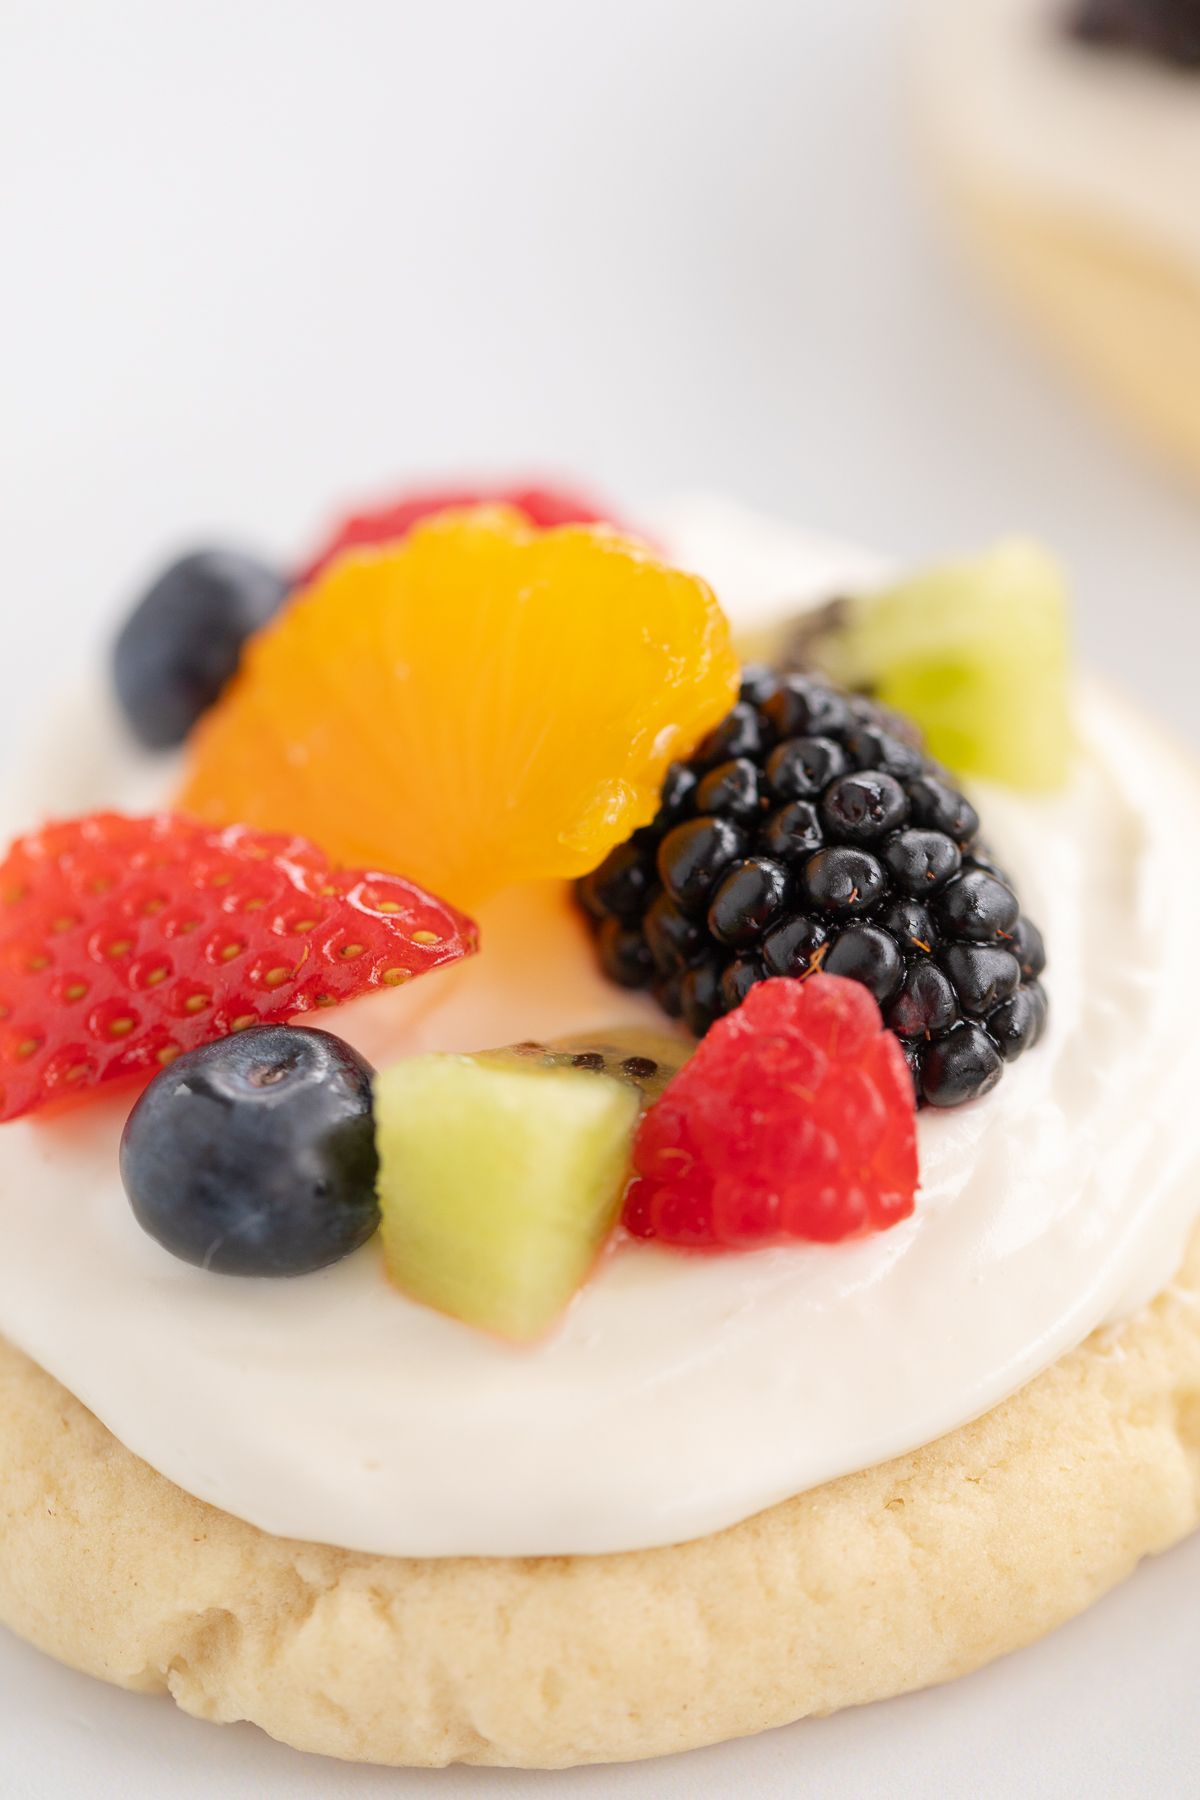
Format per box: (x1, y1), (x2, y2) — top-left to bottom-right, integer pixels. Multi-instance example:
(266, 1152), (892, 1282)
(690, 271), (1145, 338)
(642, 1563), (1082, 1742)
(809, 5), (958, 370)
(1070, 0), (1200, 67)
(576, 670), (1049, 1108)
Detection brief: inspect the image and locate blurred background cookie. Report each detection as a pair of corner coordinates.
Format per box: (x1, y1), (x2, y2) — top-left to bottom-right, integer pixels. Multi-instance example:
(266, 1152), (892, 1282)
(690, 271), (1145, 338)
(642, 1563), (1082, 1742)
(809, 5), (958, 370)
(915, 0), (1200, 487)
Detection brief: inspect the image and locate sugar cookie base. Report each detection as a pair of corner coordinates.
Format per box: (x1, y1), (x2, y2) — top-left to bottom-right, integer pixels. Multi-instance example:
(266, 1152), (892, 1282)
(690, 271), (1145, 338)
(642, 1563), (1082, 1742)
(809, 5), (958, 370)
(1, 1222), (1199, 1769)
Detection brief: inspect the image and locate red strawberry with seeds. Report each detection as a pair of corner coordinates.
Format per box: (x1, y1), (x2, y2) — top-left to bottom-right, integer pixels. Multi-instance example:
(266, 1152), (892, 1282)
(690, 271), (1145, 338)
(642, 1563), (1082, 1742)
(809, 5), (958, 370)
(298, 481), (620, 584)
(0, 812), (478, 1123)
(625, 974), (918, 1248)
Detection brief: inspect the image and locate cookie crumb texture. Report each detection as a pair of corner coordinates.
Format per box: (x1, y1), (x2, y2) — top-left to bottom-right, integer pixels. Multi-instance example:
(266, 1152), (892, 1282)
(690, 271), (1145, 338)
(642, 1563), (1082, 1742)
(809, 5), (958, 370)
(0, 1230), (1198, 1769)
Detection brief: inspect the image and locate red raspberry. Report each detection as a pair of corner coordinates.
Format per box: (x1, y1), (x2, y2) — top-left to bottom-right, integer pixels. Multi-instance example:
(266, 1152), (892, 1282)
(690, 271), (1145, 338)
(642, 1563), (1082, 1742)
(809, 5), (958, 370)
(624, 975), (918, 1248)
(0, 812), (477, 1123)
(299, 482), (618, 584)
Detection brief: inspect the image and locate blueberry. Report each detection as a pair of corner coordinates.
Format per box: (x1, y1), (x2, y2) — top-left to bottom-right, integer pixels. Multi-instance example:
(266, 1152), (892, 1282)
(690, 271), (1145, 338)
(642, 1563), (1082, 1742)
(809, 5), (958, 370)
(112, 549), (289, 749)
(120, 1025), (379, 1276)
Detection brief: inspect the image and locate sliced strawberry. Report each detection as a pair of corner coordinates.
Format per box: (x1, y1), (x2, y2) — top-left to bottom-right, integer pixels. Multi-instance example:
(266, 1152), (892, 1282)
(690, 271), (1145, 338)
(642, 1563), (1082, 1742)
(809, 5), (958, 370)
(0, 812), (477, 1123)
(298, 481), (620, 584)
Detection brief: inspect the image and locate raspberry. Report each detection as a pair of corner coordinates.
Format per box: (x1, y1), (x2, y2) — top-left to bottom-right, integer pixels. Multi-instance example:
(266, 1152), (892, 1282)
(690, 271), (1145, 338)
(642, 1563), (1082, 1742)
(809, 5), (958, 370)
(625, 975), (918, 1248)
(0, 812), (477, 1123)
(299, 481), (618, 584)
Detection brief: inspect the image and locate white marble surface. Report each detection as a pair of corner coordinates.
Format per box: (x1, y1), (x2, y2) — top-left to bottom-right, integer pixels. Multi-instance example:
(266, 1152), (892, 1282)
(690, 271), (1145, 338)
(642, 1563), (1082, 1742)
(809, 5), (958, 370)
(1, 0), (1198, 1793)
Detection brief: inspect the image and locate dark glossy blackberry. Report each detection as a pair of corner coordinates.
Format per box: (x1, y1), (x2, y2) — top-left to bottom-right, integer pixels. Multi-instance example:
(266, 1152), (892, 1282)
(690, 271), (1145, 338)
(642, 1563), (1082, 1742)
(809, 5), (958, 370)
(1011, 917), (1047, 982)
(739, 663), (782, 708)
(906, 776), (979, 844)
(884, 829), (961, 895)
(762, 674), (852, 741)
(933, 870), (1020, 943)
(657, 817), (748, 913)
(889, 962), (959, 1040)
(823, 925), (904, 1005)
(988, 984), (1047, 1062)
(720, 955), (763, 1014)
(643, 891), (706, 976)
(922, 1024), (1004, 1109)
(802, 846), (888, 917)
(762, 913), (827, 978)
(695, 758), (763, 824)
(939, 944), (1021, 1017)
(577, 672), (1048, 1107)
(695, 702), (768, 766)
(680, 960), (722, 1036)
(578, 841), (655, 922)
(707, 857), (790, 948)
(759, 800), (824, 863)
(881, 899), (938, 957)
(1071, 0), (1200, 67)
(597, 919), (654, 988)
(767, 736), (849, 802)
(845, 721), (925, 780)
(657, 762), (700, 824)
(821, 771), (908, 843)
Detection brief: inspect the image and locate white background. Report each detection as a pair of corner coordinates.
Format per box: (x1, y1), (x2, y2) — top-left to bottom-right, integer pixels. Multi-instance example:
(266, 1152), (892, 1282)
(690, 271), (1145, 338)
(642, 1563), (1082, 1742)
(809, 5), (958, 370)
(2, 1), (1199, 1794)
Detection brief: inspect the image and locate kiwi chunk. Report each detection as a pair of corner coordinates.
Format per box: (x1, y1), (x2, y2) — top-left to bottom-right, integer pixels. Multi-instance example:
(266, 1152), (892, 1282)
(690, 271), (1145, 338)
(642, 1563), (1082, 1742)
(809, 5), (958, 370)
(374, 1054), (642, 1342)
(753, 541), (1072, 791)
(479, 1026), (690, 1103)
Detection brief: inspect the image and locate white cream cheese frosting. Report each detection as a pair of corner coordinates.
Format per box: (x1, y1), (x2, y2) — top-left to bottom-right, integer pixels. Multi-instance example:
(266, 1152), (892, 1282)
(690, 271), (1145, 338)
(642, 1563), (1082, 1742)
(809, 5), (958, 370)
(0, 498), (1198, 1559)
(915, 0), (1200, 271)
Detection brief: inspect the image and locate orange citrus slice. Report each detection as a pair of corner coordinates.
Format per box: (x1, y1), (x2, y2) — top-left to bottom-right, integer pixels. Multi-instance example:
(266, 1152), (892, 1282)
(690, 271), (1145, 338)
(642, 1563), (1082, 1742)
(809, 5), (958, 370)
(178, 509), (738, 908)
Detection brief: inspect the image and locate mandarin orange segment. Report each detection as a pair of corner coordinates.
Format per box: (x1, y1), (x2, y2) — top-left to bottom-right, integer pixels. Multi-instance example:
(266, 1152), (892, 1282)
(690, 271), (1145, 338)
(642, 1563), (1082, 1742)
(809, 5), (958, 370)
(177, 509), (738, 907)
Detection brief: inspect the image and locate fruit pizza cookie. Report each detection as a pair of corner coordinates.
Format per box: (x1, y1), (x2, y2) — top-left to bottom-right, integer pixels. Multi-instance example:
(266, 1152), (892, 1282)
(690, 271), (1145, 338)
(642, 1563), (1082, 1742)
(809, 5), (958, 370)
(0, 482), (1197, 1768)
(915, 0), (1200, 487)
